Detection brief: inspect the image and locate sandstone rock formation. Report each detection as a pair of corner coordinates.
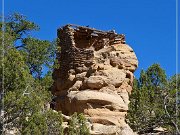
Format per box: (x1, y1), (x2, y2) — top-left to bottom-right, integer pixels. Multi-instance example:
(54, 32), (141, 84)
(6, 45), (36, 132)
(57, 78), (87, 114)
(52, 24), (138, 135)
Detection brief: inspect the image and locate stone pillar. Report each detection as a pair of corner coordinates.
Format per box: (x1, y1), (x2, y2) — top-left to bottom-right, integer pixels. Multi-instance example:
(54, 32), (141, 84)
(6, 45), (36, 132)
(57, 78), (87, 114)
(52, 25), (138, 135)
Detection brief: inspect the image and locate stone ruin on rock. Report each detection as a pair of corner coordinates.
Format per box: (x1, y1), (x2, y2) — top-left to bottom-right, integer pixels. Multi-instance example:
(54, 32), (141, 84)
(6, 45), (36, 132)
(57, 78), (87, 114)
(51, 24), (138, 135)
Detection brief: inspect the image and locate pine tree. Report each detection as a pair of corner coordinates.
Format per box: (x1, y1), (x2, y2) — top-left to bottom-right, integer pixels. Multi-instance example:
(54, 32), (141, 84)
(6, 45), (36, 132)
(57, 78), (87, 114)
(0, 13), (63, 134)
(68, 113), (90, 135)
(128, 64), (180, 134)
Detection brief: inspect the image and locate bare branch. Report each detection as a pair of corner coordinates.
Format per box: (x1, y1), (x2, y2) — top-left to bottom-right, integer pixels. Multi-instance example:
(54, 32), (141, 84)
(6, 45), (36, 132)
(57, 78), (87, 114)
(164, 95), (180, 134)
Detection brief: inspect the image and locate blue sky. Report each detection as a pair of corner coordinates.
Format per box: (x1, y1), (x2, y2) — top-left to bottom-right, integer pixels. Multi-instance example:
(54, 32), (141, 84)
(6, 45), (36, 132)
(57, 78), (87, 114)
(3, 0), (179, 78)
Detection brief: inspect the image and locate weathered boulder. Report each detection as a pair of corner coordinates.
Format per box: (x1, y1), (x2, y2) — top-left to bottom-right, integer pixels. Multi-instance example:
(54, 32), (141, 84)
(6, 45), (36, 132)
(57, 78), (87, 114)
(52, 24), (138, 134)
(86, 76), (106, 89)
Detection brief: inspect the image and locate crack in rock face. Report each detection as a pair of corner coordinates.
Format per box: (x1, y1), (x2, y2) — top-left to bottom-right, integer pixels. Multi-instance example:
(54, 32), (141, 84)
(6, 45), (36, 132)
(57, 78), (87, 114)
(51, 24), (138, 135)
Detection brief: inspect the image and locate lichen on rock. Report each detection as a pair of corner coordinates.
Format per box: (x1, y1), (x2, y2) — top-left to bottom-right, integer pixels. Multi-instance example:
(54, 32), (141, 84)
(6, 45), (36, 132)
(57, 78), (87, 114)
(52, 24), (138, 135)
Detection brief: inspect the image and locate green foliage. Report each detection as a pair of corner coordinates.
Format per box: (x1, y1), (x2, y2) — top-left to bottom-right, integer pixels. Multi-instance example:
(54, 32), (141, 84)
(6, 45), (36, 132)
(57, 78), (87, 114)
(3, 13), (57, 79)
(0, 13), (62, 134)
(21, 37), (52, 78)
(4, 13), (39, 41)
(127, 64), (180, 134)
(22, 110), (63, 135)
(3, 47), (33, 92)
(44, 110), (63, 135)
(68, 113), (90, 135)
(164, 74), (180, 133)
(22, 113), (47, 135)
(0, 37), (62, 134)
(68, 113), (79, 135)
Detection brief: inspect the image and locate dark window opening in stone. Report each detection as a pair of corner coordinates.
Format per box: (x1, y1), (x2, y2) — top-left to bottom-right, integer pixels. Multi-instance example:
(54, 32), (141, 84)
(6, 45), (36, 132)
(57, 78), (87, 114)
(68, 24), (126, 51)
(73, 29), (107, 51)
(73, 31), (112, 51)
(73, 30), (92, 49)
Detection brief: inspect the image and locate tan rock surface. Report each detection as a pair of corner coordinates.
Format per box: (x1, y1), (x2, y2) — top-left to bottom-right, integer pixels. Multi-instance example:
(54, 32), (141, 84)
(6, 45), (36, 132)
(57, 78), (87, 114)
(52, 24), (138, 134)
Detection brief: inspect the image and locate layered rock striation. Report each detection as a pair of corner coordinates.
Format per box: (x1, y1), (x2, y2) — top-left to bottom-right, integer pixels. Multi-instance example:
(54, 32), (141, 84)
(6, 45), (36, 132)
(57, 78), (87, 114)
(52, 24), (138, 135)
